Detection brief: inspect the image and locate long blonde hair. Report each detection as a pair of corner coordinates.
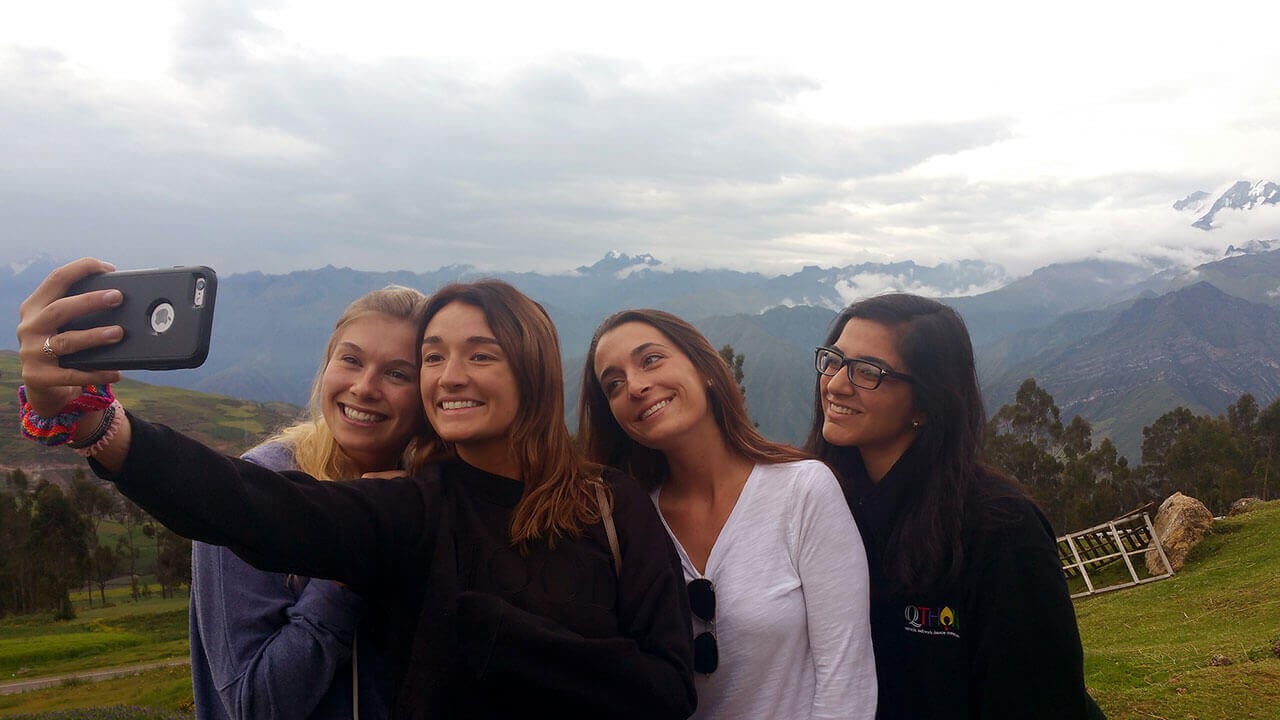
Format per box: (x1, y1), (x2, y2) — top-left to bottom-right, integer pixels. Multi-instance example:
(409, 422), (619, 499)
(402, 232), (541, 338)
(408, 280), (605, 546)
(269, 285), (430, 479)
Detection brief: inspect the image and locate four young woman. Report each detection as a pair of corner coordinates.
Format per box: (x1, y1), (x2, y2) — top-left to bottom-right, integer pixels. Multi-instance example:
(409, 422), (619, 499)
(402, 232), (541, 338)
(17, 258), (1102, 719)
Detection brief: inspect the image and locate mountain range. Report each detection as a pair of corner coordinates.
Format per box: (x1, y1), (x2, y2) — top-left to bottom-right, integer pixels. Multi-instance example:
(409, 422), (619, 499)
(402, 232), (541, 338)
(3, 181), (1278, 463)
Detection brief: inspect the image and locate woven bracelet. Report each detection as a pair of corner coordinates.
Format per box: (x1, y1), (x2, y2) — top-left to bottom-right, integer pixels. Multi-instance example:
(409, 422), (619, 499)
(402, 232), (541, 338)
(18, 384), (116, 446)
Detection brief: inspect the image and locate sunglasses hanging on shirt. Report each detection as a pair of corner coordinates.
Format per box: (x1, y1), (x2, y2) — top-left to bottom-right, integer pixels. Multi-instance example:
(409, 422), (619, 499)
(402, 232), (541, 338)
(687, 577), (718, 674)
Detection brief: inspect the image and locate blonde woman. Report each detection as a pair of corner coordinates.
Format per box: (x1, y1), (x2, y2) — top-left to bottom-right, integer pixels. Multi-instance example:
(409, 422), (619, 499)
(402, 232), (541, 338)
(192, 285), (428, 719)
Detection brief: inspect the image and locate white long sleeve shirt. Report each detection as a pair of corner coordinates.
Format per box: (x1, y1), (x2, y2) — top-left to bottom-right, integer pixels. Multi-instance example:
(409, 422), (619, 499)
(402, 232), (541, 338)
(653, 460), (877, 719)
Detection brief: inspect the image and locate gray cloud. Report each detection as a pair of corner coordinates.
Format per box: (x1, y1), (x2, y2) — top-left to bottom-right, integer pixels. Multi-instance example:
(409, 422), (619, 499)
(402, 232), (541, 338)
(1, 1), (1273, 279)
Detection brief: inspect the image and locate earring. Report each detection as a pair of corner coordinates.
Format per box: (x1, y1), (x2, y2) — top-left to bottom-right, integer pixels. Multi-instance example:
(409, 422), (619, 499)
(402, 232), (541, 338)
(911, 419), (921, 429)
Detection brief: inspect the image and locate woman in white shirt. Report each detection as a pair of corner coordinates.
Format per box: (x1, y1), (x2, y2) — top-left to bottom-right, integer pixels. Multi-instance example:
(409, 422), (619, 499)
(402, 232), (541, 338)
(579, 309), (877, 720)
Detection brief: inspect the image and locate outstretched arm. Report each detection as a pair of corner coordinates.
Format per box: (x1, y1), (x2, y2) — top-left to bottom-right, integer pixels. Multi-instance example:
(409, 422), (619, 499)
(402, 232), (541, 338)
(101, 416), (436, 589)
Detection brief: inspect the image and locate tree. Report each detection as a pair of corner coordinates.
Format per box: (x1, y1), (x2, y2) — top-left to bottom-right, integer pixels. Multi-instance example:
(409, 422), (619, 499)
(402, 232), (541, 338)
(116, 497), (148, 601)
(71, 473), (118, 608)
(986, 379), (1068, 525)
(1255, 398), (1280, 501)
(28, 481), (90, 619)
(0, 476), (34, 616)
(718, 344), (746, 398)
(154, 528), (192, 599)
(90, 544), (121, 608)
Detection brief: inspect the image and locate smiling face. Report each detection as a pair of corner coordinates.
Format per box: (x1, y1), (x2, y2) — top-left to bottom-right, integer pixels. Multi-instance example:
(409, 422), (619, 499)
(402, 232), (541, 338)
(319, 313), (425, 473)
(419, 301), (521, 477)
(592, 321), (719, 453)
(820, 317), (922, 479)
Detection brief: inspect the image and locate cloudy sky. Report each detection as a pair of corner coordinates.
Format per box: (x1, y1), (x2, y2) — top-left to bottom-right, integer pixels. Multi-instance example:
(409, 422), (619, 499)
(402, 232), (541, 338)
(3, 0), (1278, 279)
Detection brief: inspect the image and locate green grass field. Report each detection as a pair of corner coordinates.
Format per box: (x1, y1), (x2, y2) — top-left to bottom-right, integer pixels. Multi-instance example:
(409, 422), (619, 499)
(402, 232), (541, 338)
(0, 596), (192, 719)
(1, 501), (1277, 718)
(1078, 500), (1280, 719)
(0, 597), (188, 681)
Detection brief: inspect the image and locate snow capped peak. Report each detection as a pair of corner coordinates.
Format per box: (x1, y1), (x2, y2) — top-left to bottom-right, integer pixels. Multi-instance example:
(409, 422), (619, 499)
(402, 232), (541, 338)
(1224, 239), (1278, 257)
(1173, 190), (1211, 213)
(1189, 179), (1279, 230)
(576, 251), (663, 278)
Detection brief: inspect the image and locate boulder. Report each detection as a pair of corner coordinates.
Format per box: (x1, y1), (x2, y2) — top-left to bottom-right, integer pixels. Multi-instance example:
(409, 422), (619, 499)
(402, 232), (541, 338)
(1144, 492), (1213, 574)
(1228, 497), (1263, 516)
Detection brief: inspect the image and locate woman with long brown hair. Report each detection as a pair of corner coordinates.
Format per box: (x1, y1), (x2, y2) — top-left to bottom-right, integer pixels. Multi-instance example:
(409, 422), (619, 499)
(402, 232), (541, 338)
(17, 259), (695, 720)
(806, 293), (1103, 719)
(580, 308), (876, 719)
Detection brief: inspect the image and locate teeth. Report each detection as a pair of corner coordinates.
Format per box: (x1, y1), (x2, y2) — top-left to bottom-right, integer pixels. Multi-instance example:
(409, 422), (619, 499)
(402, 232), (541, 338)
(343, 406), (384, 423)
(442, 400), (480, 410)
(641, 399), (670, 419)
(828, 402), (855, 416)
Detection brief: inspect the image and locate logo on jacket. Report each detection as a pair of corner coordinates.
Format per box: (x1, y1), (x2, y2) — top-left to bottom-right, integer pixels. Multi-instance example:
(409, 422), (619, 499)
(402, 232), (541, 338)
(903, 604), (960, 638)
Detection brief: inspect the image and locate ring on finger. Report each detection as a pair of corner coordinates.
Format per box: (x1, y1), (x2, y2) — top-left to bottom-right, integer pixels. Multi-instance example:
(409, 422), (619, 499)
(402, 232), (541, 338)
(42, 335), (59, 360)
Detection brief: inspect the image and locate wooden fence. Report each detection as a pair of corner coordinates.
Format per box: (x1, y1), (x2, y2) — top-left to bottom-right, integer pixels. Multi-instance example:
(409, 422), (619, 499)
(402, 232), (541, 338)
(1058, 508), (1174, 598)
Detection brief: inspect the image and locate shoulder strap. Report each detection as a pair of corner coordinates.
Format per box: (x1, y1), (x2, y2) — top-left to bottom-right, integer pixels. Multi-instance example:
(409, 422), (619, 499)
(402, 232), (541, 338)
(595, 482), (621, 577)
(352, 630), (359, 720)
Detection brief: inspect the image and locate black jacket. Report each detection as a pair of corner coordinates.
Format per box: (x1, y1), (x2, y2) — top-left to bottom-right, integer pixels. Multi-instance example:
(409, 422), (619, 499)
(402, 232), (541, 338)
(96, 415), (696, 720)
(842, 446), (1104, 720)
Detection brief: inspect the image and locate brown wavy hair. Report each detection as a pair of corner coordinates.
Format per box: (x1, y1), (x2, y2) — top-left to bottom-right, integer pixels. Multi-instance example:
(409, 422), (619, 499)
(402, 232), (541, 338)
(409, 280), (604, 546)
(578, 309), (809, 489)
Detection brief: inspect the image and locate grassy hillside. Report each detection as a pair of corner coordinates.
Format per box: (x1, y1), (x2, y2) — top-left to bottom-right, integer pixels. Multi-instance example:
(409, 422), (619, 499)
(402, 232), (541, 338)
(1078, 500), (1280, 719)
(0, 350), (302, 480)
(1, 504), (1277, 717)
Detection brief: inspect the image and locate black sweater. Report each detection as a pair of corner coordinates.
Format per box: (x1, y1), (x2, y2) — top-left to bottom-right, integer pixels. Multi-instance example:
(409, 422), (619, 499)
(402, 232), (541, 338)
(97, 416), (696, 720)
(842, 446), (1104, 720)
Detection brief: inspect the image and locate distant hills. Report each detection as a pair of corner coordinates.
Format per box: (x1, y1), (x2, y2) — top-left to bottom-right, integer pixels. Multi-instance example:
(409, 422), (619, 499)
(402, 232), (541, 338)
(3, 181), (1278, 463)
(0, 351), (301, 478)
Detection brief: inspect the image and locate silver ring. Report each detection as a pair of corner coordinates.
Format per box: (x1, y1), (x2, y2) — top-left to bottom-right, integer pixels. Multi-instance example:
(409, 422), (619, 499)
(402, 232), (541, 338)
(42, 335), (58, 360)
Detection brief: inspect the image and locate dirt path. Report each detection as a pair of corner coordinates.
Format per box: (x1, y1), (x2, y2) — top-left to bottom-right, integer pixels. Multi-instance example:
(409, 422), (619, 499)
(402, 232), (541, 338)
(0, 658), (190, 695)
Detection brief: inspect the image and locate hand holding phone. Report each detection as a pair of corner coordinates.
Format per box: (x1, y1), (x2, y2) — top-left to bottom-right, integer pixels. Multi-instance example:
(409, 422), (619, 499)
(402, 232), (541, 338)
(57, 266), (217, 371)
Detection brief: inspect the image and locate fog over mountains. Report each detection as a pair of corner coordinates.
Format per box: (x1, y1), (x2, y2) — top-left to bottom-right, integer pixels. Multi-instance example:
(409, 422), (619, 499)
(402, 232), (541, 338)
(4, 181), (1277, 462)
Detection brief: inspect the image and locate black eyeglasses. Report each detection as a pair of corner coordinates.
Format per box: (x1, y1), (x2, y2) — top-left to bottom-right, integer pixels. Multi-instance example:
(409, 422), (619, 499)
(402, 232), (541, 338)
(814, 346), (914, 390)
(687, 577), (718, 674)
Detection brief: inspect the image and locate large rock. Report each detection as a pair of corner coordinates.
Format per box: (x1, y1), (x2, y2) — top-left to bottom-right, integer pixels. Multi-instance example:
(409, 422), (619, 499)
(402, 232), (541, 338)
(1228, 497), (1263, 516)
(1145, 492), (1214, 574)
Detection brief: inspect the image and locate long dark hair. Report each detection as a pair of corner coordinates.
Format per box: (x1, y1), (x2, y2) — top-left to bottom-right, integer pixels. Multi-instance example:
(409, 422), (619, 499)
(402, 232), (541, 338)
(580, 309), (808, 489)
(805, 293), (1020, 594)
(410, 280), (603, 546)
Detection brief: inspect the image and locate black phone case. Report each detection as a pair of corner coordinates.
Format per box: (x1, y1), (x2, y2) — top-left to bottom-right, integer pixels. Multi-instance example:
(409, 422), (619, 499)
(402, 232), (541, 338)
(58, 266), (217, 371)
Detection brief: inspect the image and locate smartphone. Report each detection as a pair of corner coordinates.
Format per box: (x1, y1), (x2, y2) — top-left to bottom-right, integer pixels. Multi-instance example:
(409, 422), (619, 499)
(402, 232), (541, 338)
(57, 266), (218, 371)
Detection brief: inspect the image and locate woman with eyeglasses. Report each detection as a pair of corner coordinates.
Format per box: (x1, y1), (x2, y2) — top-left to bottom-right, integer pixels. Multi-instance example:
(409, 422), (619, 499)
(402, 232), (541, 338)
(17, 260), (695, 720)
(581, 309), (877, 720)
(807, 293), (1104, 720)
